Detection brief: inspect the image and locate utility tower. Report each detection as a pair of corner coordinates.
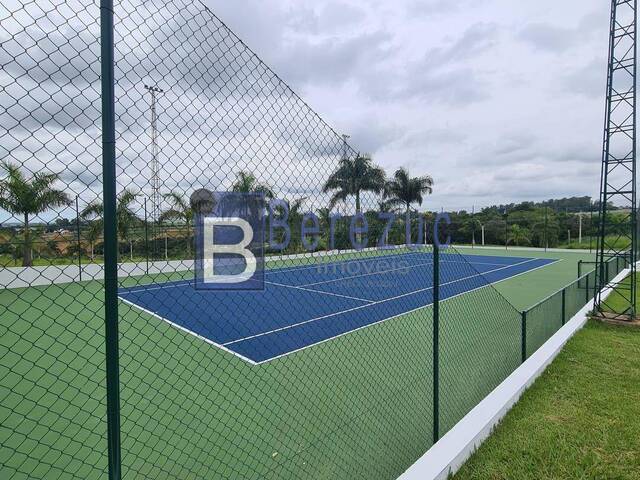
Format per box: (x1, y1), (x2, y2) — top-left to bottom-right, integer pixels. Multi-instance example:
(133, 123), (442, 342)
(144, 84), (164, 237)
(594, 0), (638, 318)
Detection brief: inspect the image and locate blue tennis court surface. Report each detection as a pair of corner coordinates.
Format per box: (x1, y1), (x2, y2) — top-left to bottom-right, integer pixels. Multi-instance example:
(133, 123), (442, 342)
(119, 251), (557, 364)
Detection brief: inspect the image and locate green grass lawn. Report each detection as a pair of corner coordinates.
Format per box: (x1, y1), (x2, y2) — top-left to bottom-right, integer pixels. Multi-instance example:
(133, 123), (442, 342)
(454, 321), (640, 480)
(0, 246), (607, 479)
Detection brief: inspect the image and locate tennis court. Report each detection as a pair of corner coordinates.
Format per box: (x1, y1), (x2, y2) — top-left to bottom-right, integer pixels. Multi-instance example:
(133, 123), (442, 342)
(119, 250), (557, 364)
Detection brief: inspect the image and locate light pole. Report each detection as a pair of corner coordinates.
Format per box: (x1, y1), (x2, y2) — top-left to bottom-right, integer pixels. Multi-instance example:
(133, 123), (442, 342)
(144, 84), (164, 257)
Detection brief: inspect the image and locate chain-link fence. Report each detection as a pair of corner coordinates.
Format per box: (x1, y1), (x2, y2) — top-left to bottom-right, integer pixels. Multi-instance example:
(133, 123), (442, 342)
(0, 2), (626, 480)
(439, 205), (600, 251)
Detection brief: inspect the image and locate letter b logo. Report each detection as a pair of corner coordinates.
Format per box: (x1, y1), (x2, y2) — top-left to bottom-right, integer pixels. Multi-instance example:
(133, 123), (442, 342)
(195, 192), (264, 290)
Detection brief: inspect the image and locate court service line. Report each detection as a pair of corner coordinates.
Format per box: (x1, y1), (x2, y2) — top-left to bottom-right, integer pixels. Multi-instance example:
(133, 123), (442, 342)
(265, 280), (375, 303)
(295, 259), (511, 288)
(223, 258), (539, 346)
(121, 256), (522, 294)
(263, 249), (430, 275)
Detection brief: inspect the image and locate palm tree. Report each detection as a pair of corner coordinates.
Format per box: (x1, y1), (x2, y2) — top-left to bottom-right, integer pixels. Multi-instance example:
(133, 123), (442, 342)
(0, 161), (71, 266)
(84, 220), (102, 261)
(322, 155), (386, 213)
(82, 189), (139, 261)
(231, 171), (275, 198)
(384, 168), (434, 215)
(160, 192), (194, 256)
(508, 224), (531, 246)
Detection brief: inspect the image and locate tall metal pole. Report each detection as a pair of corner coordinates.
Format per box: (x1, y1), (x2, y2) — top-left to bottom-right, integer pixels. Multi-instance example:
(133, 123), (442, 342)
(578, 213), (582, 245)
(144, 84), (164, 258)
(101, 1), (122, 479)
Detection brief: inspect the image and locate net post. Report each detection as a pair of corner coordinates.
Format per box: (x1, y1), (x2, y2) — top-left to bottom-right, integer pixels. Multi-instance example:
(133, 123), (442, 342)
(561, 288), (566, 325)
(100, 1), (122, 479)
(432, 241), (440, 444)
(521, 310), (527, 363)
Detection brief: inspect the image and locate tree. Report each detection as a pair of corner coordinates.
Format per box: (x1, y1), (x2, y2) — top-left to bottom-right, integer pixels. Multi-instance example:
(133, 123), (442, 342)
(160, 192), (194, 256)
(383, 167), (433, 215)
(323, 155), (386, 213)
(84, 220), (102, 261)
(82, 189), (139, 261)
(231, 171), (275, 198)
(508, 224), (531, 246)
(0, 161), (71, 266)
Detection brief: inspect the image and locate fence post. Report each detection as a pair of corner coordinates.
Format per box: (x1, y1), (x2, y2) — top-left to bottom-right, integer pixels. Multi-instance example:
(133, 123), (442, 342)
(144, 198), (150, 275)
(586, 275), (590, 304)
(577, 260), (582, 278)
(100, 2), (122, 480)
(561, 288), (566, 325)
(433, 241), (440, 444)
(75, 195), (82, 282)
(521, 310), (527, 363)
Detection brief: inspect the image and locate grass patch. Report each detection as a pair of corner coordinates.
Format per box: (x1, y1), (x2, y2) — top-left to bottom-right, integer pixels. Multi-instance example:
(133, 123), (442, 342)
(601, 273), (640, 315)
(454, 321), (640, 480)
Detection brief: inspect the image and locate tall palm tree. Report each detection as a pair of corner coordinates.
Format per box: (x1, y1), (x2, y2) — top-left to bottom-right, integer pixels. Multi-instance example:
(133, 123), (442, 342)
(384, 168), (434, 214)
(160, 192), (194, 256)
(82, 189), (139, 261)
(0, 161), (71, 266)
(323, 155), (386, 213)
(231, 171), (275, 198)
(84, 220), (102, 261)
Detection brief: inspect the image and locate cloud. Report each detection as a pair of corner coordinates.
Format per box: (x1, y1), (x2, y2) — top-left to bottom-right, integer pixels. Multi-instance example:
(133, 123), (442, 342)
(562, 58), (607, 98)
(0, 0), (614, 223)
(517, 23), (577, 52)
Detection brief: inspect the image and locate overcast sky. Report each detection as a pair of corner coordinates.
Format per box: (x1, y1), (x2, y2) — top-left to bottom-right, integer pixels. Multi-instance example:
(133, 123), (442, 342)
(204, 0), (611, 211)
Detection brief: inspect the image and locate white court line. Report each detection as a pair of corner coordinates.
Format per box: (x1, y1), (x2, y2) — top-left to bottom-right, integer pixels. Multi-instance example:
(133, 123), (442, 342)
(264, 250), (523, 275)
(252, 259), (561, 365)
(265, 280), (375, 303)
(120, 258), (514, 294)
(118, 296), (259, 365)
(119, 258), (559, 365)
(223, 258), (541, 347)
(263, 249), (430, 275)
(120, 256), (521, 294)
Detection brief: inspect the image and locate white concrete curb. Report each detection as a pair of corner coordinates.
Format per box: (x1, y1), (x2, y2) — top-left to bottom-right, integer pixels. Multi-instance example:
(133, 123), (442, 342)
(397, 266), (630, 480)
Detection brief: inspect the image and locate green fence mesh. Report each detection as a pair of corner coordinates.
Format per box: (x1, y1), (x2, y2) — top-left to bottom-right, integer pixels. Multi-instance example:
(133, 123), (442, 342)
(438, 247), (522, 435)
(525, 290), (563, 358)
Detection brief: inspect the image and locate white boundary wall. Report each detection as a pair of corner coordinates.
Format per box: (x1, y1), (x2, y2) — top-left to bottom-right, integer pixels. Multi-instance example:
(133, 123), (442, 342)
(0, 245), (411, 288)
(397, 266), (630, 480)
